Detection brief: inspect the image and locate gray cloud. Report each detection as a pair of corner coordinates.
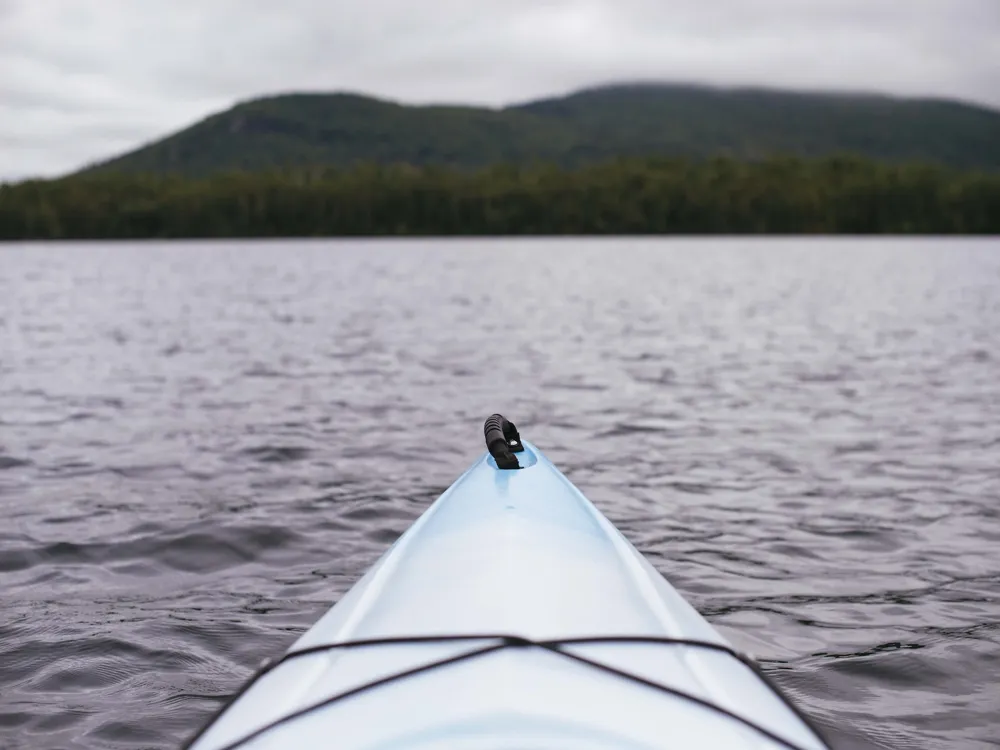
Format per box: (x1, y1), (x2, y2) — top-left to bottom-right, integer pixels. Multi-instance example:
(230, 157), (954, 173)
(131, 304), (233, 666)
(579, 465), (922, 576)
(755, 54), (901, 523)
(2, 0), (998, 180)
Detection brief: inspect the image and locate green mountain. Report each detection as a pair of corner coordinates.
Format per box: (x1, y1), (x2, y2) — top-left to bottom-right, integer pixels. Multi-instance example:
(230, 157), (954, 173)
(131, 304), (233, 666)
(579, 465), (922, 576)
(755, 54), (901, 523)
(81, 84), (1000, 176)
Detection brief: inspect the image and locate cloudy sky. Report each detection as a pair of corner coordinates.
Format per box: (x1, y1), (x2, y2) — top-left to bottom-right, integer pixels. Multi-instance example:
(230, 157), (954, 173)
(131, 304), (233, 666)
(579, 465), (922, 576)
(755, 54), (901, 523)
(1, 0), (998, 180)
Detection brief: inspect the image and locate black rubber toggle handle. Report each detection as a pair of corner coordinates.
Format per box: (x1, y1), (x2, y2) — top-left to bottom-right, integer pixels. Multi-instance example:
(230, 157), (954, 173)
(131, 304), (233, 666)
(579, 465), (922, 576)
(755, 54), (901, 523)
(484, 414), (523, 470)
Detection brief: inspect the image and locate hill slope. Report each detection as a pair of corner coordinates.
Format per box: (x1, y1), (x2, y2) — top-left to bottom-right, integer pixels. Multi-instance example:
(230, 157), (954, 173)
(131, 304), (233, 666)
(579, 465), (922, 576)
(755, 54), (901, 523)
(82, 84), (1000, 176)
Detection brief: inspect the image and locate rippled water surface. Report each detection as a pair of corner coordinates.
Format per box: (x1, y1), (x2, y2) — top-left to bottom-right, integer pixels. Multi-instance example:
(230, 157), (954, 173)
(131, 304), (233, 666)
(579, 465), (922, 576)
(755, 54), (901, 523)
(1, 238), (998, 750)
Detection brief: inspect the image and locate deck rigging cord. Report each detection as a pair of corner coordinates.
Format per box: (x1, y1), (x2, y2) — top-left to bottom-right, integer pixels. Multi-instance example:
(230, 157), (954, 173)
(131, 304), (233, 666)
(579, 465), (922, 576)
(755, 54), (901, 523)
(183, 633), (831, 750)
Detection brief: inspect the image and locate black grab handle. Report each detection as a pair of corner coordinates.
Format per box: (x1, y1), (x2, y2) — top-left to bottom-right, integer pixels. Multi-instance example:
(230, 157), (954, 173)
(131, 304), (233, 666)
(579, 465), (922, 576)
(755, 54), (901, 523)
(484, 414), (524, 470)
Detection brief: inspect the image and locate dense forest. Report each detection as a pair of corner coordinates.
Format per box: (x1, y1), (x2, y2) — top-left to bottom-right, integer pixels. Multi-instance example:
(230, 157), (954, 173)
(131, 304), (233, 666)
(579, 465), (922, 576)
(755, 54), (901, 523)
(4, 156), (998, 239)
(81, 84), (1000, 177)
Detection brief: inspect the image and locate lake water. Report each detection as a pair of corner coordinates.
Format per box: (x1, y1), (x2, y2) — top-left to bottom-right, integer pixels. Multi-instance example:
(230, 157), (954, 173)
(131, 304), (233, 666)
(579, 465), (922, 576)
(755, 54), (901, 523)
(1, 238), (998, 749)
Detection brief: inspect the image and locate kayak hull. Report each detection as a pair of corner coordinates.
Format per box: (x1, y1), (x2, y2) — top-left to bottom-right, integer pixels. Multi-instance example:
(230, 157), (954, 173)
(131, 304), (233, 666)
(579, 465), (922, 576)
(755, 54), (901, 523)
(189, 442), (826, 750)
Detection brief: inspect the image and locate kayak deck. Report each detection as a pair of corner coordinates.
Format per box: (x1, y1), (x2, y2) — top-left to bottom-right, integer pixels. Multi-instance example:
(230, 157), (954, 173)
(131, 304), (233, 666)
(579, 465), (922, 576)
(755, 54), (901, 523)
(188, 441), (828, 750)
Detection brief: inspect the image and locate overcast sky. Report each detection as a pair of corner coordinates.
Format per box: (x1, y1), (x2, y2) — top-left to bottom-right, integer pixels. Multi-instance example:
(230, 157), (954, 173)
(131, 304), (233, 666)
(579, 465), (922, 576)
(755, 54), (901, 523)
(2, 0), (998, 180)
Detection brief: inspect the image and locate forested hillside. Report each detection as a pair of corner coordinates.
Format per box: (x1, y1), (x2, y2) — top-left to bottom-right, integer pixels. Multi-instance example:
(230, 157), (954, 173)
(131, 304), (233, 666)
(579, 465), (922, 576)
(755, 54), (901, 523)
(79, 84), (1000, 176)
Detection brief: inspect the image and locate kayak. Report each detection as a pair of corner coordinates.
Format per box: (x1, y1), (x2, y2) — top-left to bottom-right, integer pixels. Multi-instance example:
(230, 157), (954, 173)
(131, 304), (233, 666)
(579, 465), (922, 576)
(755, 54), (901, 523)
(186, 416), (829, 750)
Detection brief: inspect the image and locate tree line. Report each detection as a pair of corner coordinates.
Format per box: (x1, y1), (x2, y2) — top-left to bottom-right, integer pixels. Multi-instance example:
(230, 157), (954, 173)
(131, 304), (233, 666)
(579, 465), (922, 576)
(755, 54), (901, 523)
(1, 156), (997, 239)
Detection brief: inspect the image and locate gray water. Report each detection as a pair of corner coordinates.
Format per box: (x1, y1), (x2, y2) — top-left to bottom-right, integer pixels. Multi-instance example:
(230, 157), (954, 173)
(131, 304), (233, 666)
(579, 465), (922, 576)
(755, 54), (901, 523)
(1, 238), (998, 750)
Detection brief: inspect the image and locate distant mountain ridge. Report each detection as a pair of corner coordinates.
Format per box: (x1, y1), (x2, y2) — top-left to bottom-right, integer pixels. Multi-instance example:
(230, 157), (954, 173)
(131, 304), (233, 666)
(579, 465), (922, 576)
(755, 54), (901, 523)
(81, 83), (1000, 176)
